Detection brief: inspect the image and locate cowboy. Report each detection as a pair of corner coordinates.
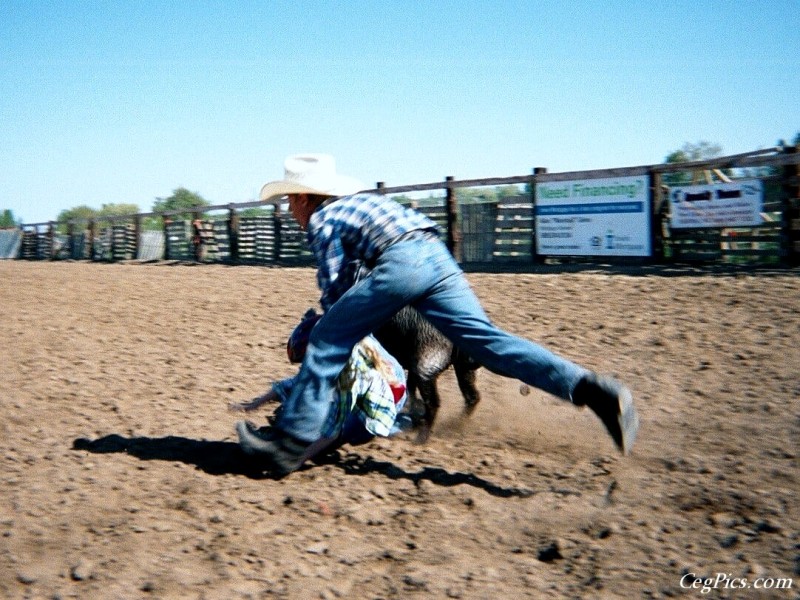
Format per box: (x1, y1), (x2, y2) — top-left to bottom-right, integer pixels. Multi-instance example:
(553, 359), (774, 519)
(236, 154), (639, 476)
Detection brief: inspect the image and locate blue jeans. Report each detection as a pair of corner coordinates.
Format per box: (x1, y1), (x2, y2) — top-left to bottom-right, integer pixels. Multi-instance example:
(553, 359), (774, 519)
(278, 237), (589, 442)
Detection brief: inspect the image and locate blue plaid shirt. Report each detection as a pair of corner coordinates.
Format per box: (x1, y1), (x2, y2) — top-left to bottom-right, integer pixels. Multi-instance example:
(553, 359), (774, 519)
(306, 193), (440, 310)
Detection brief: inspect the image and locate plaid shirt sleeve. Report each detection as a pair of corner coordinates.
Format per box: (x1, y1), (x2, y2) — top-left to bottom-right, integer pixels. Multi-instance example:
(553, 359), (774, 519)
(309, 224), (346, 312)
(307, 194), (440, 311)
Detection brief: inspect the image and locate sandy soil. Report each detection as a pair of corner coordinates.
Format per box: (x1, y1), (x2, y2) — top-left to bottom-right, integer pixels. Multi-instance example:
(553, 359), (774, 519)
(1, 260), (798, 599)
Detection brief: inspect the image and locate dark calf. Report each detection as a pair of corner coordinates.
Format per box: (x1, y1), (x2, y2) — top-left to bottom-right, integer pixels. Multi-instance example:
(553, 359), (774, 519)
(374, 306), (481, 442)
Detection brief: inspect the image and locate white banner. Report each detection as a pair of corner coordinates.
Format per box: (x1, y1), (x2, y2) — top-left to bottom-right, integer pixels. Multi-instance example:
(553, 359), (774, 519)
(535, 176), (650, 256)
(670, 180), (763, 229)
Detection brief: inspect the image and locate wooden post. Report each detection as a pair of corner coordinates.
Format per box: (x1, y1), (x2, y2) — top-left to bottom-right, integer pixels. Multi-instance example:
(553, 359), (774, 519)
(67, 221), (75, 259)
(531, 167), (547, 263)
(376, 182), (385, 194)
(133, 215), (141, 260)
(191, 210), (203, 262)
(16, 225), (24, 259)
(445, 176), (461, 261)
(781, 144), (800, 266)
(192, 218), (202, 262)
(227, 204), (239, 263)
(648, 169), (662, 263)
(108, 220), (116, 261)
(47, 222), (56, 260)
(272, 202), (283, 263)
(88, 219), (97, 261)
(163, 216), (172, 260)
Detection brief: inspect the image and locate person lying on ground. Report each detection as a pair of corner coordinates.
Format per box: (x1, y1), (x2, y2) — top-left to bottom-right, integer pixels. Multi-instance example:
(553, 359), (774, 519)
(231, 308), (411, 463)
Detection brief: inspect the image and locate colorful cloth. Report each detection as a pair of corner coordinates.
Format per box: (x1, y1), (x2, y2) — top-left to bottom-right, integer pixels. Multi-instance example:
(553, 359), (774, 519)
(272, 335), (407, 439)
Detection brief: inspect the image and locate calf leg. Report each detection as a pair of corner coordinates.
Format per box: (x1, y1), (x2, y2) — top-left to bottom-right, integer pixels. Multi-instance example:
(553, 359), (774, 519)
(402, 372), (425, 424)
(453, 357), (481, 415)
(414, 378), (441, 443)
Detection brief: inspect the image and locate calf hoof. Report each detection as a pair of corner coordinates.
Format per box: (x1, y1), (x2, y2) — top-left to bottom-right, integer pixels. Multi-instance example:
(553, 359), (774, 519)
(462, 402), (480, 416)
(414, 425), (432, 445)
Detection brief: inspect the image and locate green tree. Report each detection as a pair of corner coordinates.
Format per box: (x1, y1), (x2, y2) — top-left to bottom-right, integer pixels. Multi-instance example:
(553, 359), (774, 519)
(98, 203), (140, 220)
(56, 205), (98, 232)
(663, 141), (724, 185)
(779, 131), (800, 147)
(55, 203), (143, 233)
(239, 207), (272, 218)
(394, 185), (525, 207)
(0, 209), (19, 228)
(496, 185), (525, 200)
(152, 187), (210, 221)
(665, 141), (722, 164)
(458, 185), (525, 204)
(458, 187), (497, 204)
(390, 194), (415, 205)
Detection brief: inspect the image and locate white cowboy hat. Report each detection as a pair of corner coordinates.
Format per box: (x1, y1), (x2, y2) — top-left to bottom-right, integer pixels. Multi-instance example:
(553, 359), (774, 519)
(259, 154), (365, 201)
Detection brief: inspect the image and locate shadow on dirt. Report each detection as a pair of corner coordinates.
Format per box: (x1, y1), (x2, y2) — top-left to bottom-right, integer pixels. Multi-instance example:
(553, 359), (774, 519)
(73, 434), (270, 479)
(73, 434), (535, 498)
(335, 454), (535, 498)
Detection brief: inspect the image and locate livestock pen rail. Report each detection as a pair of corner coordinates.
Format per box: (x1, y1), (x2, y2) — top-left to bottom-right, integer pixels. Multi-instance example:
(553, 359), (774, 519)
(12, 145), (800, 268)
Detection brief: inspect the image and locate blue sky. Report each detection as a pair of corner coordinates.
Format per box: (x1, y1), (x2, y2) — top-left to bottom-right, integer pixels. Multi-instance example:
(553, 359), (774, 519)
(1, 0), (798, 224)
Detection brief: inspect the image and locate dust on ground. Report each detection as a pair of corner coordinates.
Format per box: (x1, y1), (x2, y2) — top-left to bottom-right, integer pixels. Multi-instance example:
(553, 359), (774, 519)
(1, 261), (798, 599)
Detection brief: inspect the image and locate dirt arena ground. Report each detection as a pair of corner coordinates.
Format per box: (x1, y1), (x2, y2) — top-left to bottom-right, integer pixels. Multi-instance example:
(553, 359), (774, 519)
(1, 260), (798, 599)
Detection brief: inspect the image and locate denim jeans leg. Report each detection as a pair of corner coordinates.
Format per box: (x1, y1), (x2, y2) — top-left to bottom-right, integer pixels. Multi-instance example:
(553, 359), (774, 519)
(411, 242), (588, 400)
(276, 239), (436, 442)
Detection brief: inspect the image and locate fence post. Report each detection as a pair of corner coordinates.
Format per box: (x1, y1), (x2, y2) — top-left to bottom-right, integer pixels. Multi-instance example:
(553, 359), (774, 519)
(192, 218), (202, 262)
(531, 167), (547, 263)
(227, 204), (239, 263)
(649, 169), (663, 263)
(67, 221), (75, 259)
(47, 222), (56, 260)
(191, 210), (203, 262)
(133, 215), (141, 260)
(782, 143), (800, 266)
(445, 176), (461, 261)
(163, 216), (172, 260)
(108, 220), (116, 261)
(88, 219), (97, 261)
(272, 202), (283, 263)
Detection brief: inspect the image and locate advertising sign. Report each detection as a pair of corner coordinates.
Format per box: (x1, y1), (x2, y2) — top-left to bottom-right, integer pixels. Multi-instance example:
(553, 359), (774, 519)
(669, 180), (763, 229)
(535, 176), (650, 256)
